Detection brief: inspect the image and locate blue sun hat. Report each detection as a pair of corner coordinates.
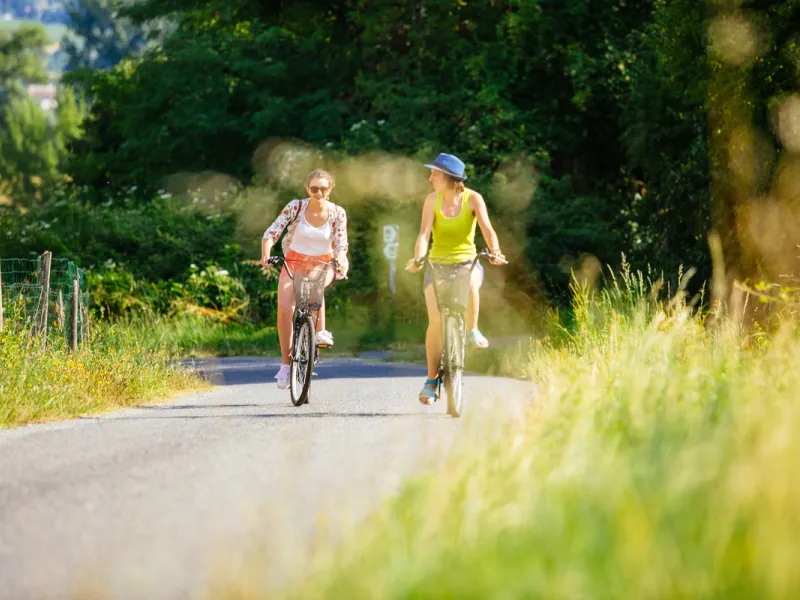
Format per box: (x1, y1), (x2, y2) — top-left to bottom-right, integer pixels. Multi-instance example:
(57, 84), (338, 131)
(424, 153), (467, 181)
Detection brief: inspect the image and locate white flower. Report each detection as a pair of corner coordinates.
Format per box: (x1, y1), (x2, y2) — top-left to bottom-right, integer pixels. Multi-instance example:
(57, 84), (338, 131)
(215, 269), (229, 277)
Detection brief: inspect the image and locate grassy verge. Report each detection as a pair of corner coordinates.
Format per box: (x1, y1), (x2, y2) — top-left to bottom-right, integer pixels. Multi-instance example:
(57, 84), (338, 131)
(219, 270), (800, 599)
(112, 315), (282, 357)
(112, 313), (429, 358)
(0, 324), (205, 428)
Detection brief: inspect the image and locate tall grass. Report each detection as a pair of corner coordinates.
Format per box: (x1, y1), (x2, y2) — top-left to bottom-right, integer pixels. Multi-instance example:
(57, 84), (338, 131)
(110, 312), (428, 358)
(111, 314), (282, 357)
(221, 262), (800, 599)
(0, 324), (203, 427)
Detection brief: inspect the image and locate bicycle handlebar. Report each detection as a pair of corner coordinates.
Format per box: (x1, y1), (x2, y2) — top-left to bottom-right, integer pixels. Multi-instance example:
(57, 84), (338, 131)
(411, 248), (508, 269)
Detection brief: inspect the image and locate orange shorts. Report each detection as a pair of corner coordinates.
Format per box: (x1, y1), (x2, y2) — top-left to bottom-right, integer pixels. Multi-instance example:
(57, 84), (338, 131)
(281, 249), (334, 278)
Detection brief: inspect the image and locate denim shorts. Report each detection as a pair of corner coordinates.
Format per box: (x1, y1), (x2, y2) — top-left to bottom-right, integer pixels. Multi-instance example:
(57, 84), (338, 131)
(424, 261), (484, 289)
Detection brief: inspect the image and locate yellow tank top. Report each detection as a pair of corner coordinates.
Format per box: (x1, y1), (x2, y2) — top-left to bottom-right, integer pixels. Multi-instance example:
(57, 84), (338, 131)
(429, 189), (477, 264)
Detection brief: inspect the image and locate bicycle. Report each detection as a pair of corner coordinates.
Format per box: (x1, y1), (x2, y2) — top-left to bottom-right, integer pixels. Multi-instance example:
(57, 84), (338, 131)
(267, 256), (345, 407)
(411, 249), (507, 417)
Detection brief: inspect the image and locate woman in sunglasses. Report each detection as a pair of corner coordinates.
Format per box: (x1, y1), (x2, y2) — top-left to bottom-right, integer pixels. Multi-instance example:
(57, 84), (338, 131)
(260, 169), (349, 389)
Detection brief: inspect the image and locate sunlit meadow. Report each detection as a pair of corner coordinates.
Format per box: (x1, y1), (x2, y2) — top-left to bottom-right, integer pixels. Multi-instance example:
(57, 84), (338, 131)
(204, 260), (800, 600)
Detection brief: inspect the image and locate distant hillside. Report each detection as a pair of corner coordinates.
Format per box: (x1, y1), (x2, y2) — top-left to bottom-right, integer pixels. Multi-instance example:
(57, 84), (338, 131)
(0, 15), (82, 73)
(0, 18), (68, 43)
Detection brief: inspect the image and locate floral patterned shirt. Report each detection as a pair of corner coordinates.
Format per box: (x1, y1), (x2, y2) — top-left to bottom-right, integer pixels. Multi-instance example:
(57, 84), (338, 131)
(263, 199), (349, 257)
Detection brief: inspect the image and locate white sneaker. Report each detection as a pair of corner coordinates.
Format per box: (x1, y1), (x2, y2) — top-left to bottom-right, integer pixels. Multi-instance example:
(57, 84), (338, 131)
(275, 364), (290, 389)
(316, 330), (334, 347)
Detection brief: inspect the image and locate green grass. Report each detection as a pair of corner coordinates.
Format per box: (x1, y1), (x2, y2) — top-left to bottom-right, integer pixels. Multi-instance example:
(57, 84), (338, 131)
(113, 315), (282, 357)
(111, 313), (429, 358)
(214, 266), (800, 599)
(113, 312), (524, 378)
(0, 322), (204, 428)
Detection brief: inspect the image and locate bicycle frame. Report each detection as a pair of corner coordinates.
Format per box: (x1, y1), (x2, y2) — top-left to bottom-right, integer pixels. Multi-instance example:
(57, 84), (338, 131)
(269, 256), (343, 326)
(415, 249), (505, 402)
(266, 256), (346, 405)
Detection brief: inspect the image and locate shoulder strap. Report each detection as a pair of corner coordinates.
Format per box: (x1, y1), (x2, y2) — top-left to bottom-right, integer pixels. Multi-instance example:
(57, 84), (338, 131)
(291, 199), (306, 223)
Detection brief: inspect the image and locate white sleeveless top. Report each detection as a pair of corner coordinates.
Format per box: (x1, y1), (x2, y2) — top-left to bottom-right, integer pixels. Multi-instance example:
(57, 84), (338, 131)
(289, 204), (333, 256)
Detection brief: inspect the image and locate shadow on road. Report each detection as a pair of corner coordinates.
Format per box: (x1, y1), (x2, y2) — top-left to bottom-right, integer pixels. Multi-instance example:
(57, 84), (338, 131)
(183, 357), (427, 387)
(99, 410), (442, 421)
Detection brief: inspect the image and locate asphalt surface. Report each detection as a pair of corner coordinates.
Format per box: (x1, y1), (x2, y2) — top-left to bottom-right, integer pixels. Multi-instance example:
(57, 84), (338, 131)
(0, 357), (534, 599)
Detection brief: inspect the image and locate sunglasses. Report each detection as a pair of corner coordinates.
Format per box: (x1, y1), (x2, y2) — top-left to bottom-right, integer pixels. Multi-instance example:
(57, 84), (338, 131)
(309, 186), (330, 194)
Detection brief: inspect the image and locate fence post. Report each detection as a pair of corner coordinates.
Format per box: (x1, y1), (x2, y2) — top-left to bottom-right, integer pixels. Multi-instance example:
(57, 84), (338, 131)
(70, 276), (79, 351)
(34, 251), (52, 347)
(82, 293), (90, 346)
(58, 289), (65, 331)
(0, 261), (4, 334)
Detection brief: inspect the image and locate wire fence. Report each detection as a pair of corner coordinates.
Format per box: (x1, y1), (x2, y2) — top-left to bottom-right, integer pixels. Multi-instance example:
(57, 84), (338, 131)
(0, 252), (89, 348)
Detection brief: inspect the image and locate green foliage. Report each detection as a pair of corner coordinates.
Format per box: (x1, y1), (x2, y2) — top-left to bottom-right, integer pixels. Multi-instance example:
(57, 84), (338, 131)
(0, 93), (60, 200)
(0, 24), (85, 205)
(13, 0), (800, 306)
(0, 189), (284, 323)
(69, 0), (657, 300)
(0, 23), (48, 90)
(0, 86), (84, 203)
(0, 192), (241, 280)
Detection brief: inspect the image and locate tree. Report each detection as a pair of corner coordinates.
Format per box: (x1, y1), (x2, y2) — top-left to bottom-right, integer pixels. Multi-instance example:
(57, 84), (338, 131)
(0, 86), (84, 204)
(0, 24), (48, 94)
(67, 0), (654, 301)
(74, 0), (800, 305)
(620, 0), (800, 300)
(62, 0), (149, 72)
(0, 24), (84, 205)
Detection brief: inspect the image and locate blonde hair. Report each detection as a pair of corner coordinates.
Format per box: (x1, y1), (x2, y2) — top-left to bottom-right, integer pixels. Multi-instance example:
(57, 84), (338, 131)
(306, 169), (335, 188)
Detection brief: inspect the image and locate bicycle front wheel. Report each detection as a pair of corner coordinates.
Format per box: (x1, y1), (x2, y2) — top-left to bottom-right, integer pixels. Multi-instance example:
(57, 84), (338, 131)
(290, 313), (315, 406)
(443, 314), (465, 417)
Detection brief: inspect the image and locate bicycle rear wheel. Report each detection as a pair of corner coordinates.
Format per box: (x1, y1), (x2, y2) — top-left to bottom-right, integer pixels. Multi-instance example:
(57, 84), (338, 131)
(443, 314), (465, 417)
(289, 313), (315, 406)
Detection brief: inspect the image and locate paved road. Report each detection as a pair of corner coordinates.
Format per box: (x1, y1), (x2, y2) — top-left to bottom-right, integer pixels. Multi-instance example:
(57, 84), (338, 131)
(0, 357), (533, 599)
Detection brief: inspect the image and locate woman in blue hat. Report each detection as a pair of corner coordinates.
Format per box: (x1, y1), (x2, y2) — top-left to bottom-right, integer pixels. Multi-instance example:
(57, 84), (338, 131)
(406, 153), (505, 404)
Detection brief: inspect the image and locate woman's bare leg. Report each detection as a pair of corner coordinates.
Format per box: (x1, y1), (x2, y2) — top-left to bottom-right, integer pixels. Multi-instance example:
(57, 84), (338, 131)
(424, 284), (442, 379)
(277, 273), (295, 365)
(313, 268), (336, 331)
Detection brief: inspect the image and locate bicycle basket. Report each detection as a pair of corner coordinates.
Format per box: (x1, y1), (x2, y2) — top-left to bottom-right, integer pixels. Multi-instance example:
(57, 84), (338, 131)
(431, 263), (471, 311)
(292, 267), (327, 311)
